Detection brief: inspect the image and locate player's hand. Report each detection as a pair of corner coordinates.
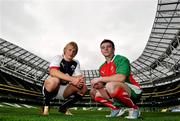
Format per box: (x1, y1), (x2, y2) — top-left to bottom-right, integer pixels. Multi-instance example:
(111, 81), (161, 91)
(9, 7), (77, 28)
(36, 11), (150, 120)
(78, 84), (87, 96)
(93, 82), (104, 89)
(70, 77), (80, 86)
(77, 76), (85, 88)
(91, 78), (100, 86)
(91, 78), (101, 87)
(71, 75), (84, 87)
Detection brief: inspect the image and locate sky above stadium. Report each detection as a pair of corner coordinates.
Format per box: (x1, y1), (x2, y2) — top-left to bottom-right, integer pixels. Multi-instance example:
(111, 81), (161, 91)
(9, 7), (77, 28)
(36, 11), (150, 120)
(0, 0), (157, 70)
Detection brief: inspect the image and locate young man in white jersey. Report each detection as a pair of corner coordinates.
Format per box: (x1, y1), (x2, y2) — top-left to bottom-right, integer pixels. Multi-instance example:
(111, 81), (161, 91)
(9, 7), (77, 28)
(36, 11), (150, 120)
(42, 41), (87, 115)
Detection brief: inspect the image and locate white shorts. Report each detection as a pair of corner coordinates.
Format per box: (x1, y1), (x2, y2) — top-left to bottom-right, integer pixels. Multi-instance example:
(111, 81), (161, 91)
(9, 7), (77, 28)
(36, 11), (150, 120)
(42, 84), (68, 100)
(55, 85), (68, 100)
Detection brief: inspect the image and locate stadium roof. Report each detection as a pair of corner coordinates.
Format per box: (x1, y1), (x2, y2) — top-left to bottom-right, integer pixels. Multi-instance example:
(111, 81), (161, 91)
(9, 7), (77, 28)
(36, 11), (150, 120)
(0, 38), (49, 85)
(0, 0), (180, 87)
(131, 0), (180, 86)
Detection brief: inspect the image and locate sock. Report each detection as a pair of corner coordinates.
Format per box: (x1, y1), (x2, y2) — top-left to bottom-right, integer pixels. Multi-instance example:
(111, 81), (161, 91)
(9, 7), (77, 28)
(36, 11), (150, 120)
(111, 88), (138, 109)
(44, 97), (50, 106)
(59, 93), (82, 113)
(43, 87), (57, 106)
(95, 97), (119, 110)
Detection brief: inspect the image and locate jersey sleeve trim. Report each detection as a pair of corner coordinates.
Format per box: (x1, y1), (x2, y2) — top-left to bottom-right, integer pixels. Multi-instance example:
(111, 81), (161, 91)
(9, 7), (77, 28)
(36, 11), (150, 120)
(50, 66), (60, 70)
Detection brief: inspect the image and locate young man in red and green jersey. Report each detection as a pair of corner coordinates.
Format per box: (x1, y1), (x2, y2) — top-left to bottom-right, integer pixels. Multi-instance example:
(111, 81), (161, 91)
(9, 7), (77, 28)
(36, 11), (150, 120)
(90, 39), (142, 119)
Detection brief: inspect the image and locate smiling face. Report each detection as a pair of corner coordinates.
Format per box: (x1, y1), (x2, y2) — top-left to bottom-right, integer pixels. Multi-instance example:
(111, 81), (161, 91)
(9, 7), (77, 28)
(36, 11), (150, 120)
(100, 42), (115, 58)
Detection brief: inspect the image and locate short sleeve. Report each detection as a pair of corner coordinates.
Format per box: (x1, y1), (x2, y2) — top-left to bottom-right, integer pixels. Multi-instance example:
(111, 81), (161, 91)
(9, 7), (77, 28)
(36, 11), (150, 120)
(49, 55), (63, 68)
(114, 55), (130, 76)
(72, 60), (82, 76)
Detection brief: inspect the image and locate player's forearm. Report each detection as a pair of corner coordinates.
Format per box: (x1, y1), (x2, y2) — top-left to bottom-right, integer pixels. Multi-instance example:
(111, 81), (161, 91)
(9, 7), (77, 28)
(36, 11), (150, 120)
(73, 75), (83, 78)
(50, 69), (74, 82)
(100, 74), (126, 83)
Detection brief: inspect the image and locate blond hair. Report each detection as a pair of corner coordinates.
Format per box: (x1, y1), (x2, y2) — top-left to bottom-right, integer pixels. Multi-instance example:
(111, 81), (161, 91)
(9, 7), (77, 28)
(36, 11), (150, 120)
(63, 41), (78, 55)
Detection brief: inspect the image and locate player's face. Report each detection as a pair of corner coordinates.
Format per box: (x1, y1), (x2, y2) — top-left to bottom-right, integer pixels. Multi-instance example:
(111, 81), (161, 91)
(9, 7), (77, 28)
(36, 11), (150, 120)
(100, 42), (115, 57)
(64, 45), (77, 61)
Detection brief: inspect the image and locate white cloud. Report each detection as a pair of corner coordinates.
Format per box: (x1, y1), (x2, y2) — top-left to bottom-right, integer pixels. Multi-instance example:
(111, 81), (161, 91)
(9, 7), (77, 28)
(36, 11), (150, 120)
(0, 0), (157, 70)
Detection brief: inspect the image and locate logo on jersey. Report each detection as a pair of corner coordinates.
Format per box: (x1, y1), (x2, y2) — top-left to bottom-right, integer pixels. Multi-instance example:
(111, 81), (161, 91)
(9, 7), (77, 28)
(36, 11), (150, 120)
(110, 66), (114, 72)
(71, 65), (76, 70)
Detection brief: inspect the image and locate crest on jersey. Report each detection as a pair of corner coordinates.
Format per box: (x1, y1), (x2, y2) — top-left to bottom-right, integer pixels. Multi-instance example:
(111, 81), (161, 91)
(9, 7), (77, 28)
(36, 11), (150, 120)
(71, 65), (76, 70)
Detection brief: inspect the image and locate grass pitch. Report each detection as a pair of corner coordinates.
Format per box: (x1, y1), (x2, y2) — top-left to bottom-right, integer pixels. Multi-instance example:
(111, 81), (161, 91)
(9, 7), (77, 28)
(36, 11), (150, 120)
(0, 107), (180, 121)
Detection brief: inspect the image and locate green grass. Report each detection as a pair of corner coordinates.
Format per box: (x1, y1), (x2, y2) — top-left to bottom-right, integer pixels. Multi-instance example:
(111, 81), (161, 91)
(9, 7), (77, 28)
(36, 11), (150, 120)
(0, 107), (180, 121)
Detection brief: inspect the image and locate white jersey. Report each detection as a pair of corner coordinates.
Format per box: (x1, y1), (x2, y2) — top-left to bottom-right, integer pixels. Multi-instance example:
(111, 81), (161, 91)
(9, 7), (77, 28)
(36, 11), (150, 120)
(49, 55), (81, 76)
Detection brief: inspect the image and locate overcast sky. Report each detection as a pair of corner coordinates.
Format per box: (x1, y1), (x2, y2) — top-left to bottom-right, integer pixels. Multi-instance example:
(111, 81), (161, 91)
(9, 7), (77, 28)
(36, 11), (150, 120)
(0, 0), (157, 70)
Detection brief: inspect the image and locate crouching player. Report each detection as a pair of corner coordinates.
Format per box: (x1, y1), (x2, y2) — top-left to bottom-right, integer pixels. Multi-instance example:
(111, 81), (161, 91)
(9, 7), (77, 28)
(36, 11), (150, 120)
(42, 41), (87, 116)
(90, 39), (142, 119)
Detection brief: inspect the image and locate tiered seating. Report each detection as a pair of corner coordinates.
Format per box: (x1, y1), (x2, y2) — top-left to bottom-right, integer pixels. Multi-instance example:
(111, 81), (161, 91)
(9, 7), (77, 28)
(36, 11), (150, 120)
(0, 70), (43, 104)
(140, 80), (180, 106)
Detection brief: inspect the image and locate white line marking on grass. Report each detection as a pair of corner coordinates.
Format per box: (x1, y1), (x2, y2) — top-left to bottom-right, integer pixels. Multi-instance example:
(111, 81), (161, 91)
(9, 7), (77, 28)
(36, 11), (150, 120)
(83, 107), (87, 110)
(3, 103), (21, 108)
(97, 108), (102, 111)
(21, 104), (36, 108)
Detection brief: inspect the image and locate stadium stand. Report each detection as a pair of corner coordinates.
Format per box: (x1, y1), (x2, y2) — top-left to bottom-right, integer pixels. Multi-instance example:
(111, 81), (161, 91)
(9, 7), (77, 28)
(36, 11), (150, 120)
(0, 0), (180, 108)
(131, 0), (180, 107)
(0, 38), (48, 104)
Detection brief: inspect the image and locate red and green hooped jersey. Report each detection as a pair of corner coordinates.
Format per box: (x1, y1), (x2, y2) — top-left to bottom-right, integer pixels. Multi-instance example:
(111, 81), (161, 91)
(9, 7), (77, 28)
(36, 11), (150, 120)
(99, 55), (130, 82)
(99, 55), (140, 88)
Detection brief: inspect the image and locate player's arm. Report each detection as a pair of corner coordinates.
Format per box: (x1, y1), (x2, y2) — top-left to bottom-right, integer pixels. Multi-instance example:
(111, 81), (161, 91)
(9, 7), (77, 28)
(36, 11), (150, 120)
(48, 55), (78, 83)
(91, 74), (126, 87)
(71, 60), (86, 87)
(50, 68), (81, 86)
(99, 74), (126, 83)
(74, 75), (83, 78)
(92, 56), (130, 85)
(101, 55), (131, 83)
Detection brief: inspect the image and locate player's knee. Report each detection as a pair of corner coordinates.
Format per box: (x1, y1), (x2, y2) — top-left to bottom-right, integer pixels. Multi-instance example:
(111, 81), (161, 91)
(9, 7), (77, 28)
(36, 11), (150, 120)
(45, 77), (60, 92)
(105, 82), (117, 89)
(105, 82), (116, 94)
(50, 77), (60, 85)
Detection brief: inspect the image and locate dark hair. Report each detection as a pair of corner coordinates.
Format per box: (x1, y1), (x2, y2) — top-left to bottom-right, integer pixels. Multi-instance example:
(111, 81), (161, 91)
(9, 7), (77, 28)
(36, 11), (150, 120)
(100, 39), (115, 49)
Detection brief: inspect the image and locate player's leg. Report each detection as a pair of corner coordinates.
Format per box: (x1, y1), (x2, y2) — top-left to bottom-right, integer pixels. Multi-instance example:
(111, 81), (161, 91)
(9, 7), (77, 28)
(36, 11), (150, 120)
(101, 83), (126, 117)
(106, 82), (140, 119)
(106, 82), (139, 109)
(91, 88), (115, 109)
(125, 85), (142, 119)
(42, 77), (60, 115)
(63, 84), (81, 98)
(95, 90), (118, 110)
(90, 87), (120, 117)
(90, 88), (96, 100)
(77, 84), (88, 96)
(58, 84), (83, 115)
